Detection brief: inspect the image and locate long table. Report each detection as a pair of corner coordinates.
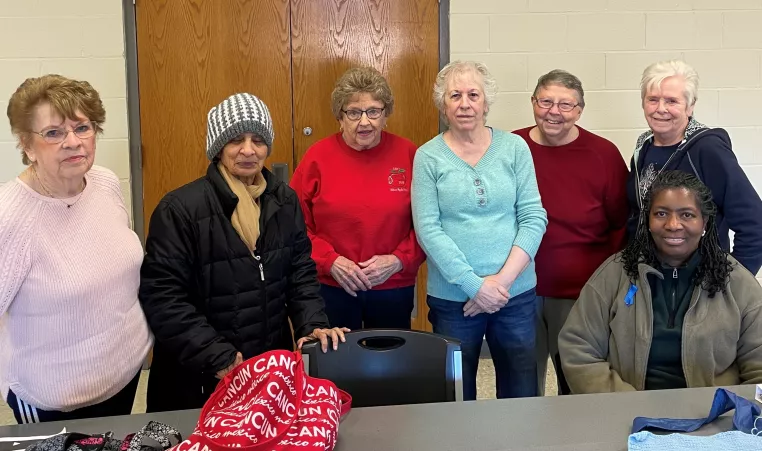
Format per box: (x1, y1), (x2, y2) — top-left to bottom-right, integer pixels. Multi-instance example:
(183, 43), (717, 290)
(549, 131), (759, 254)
(0, 385), (756, 451)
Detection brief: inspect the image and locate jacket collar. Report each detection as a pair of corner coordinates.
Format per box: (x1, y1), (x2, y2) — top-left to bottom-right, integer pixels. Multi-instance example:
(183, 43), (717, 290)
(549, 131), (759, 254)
(636, 250), (702, 282)
(206, 162), (279, 219)
(632, 116), (709, 168)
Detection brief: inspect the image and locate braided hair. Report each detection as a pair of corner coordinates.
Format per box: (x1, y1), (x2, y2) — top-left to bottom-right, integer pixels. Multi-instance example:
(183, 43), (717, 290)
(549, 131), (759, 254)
(619, 170), (732, 297)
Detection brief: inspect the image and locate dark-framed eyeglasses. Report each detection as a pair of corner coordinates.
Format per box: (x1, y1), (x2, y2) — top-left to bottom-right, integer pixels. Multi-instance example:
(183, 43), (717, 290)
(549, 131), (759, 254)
(532, 98), (580, 112)
(341, 107), (385, 121)
(33, 121), (98, 144)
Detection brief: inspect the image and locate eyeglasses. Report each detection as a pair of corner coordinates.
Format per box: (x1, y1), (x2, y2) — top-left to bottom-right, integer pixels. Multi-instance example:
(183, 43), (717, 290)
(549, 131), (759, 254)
(533, 98), (579, 112)
(341, 107), (385, 121)
(33, 122), (98, 144)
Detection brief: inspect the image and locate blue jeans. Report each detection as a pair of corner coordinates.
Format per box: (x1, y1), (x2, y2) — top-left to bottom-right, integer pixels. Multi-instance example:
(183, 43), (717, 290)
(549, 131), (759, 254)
(320, 284), (415, 330)
(427, 288), (539, 401)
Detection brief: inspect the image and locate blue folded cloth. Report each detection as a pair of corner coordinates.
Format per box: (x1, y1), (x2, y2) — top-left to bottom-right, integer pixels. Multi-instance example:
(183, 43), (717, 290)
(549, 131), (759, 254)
(628, 430), (762, 450)
(629, 389), (762, 450)
(632, 388), (760, 434)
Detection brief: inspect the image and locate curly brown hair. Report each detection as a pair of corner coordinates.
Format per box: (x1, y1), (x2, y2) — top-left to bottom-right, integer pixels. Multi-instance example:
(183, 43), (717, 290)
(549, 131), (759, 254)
(330, 67), (394, 120)
(7, 74), (105, 164)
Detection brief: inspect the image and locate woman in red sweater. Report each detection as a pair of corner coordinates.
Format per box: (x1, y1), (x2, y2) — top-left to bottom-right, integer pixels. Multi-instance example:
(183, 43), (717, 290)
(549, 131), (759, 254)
(290, 67), (426, 330)
(513, 70), (629, 395)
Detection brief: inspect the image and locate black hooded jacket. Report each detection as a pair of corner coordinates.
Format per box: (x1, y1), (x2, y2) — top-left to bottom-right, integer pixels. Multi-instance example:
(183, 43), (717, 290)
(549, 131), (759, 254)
(626, 118), (762, 274)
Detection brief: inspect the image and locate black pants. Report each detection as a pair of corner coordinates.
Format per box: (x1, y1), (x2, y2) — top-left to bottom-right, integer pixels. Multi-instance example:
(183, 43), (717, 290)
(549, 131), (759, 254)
(146, 334), (294, 413)
(7, 371), (140, 424)
(320, 284), (415, 330)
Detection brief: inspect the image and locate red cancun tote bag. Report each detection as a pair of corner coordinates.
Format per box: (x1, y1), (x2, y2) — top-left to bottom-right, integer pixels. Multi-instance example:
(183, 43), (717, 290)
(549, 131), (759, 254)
(170, 350), (351, 451)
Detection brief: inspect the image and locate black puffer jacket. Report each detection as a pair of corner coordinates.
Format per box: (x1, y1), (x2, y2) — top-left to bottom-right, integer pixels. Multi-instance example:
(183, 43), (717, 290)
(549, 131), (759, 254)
(139, 164), (329, 412)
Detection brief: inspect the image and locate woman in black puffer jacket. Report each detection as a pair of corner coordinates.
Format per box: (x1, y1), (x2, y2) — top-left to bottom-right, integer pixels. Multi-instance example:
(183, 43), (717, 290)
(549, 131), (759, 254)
(139, 93), (348, 413)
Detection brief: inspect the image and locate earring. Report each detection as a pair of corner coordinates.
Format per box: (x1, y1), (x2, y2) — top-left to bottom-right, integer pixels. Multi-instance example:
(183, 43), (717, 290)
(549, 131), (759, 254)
(702, 230), (706, 237)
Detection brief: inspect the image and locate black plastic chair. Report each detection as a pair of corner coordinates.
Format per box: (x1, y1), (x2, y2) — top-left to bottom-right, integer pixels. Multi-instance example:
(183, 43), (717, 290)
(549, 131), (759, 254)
(301, 329), (463, 407)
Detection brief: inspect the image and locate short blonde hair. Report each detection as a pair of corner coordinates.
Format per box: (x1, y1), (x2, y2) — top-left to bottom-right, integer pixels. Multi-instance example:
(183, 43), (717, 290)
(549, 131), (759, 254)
(640, 60), (699, 107)
(7, 74), (105, 165)
(330, 67), (394, 120)
(433, 60), (498, 121)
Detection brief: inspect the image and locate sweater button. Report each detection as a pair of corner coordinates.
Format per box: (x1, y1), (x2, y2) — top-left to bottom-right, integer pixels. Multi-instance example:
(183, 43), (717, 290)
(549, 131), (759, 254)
(478, 198), (486, 206)
(474, 179), (481, 186)
(476, 188), (484, 195)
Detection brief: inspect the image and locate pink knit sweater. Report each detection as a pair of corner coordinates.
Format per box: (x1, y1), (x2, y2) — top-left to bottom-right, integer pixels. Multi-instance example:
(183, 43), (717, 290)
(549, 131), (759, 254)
(0, 165), (153, 411)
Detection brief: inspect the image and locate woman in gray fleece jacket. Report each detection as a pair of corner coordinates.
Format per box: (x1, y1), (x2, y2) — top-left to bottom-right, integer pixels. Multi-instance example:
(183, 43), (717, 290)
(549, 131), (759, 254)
(559, 171), (762, 394)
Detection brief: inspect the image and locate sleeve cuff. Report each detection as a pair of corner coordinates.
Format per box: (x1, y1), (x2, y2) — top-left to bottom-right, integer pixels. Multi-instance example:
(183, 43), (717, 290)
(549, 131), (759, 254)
(391, 250), (407, 272)
(513, 231), (542, 260)
(204, 345), (239, 375)
(460, 272), (485, 299)
(318, 252), (341, 277)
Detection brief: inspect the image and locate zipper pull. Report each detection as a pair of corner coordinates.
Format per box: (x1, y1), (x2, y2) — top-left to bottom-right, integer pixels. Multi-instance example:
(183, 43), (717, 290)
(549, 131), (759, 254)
(673, 268), (678, 279)
(253, 254), (265, 281)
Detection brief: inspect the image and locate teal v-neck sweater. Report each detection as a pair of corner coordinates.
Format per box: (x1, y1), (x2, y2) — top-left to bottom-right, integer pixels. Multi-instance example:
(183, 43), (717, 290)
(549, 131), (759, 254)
(411, 129), (547, 301)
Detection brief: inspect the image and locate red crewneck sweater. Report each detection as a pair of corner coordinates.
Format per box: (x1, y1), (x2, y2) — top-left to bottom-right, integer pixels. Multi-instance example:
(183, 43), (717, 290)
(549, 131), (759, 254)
(513, 126), (629, 299)
(290, 132), (425, 289)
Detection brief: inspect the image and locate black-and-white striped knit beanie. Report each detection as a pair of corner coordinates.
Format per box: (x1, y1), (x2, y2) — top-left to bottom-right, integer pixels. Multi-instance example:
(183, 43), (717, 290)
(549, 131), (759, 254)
(206, 93), (274, 161)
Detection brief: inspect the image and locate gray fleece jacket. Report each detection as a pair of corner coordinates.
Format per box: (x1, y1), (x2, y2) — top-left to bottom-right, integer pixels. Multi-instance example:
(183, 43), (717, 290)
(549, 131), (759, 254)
(559, 254), (762, 394)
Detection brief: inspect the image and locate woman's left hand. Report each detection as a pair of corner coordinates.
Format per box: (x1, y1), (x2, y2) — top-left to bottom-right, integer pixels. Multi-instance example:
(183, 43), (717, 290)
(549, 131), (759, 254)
(297, 327), (351, 353)
(359, 255), (403, 287)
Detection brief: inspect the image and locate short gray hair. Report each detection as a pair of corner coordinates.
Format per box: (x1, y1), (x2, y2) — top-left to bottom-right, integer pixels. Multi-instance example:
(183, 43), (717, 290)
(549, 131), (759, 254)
(640, 60), (699, 106)
(532, 69), (585, 108)
(433, 60), (498, 120)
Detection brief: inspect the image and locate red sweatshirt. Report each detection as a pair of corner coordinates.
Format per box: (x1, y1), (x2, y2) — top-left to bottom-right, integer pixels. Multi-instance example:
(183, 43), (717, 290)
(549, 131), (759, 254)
(290, 132), (426, 289)
(513, 127), (629, 299)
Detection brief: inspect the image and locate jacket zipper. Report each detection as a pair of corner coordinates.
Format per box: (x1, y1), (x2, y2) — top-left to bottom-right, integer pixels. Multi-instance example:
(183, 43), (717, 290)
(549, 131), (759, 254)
(638, 266), (699, 390)
(667, 268), (678, 329)
(253, 253), (264, 281)
(253, 251), (269, 345)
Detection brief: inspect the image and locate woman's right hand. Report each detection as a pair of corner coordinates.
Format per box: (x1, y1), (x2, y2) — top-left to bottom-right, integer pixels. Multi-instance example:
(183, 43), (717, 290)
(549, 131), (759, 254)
(330, 256), (373, 297)
(216, 352), (243, 379)
(464, 276), (509, 317)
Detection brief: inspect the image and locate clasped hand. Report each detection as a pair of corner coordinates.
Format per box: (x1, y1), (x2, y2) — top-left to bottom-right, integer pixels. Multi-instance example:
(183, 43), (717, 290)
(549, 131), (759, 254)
(330, 255), (402, 296)
(463, 276), (510, 317)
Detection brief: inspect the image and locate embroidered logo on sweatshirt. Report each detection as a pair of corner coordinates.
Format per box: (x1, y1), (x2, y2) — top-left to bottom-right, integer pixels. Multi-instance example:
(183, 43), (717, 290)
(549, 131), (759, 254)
(388, 167), (408, 192)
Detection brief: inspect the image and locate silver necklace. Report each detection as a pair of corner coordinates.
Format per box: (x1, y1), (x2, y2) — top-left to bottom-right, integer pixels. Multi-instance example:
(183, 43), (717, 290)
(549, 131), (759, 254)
(33, 166), (85, 209)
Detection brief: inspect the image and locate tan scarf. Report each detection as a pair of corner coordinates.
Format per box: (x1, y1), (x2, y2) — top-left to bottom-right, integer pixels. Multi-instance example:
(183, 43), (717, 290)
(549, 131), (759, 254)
(217, 162), (267, 251)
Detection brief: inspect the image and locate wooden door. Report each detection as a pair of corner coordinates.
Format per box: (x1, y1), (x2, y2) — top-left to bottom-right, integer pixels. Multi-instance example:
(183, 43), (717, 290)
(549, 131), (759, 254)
(290, 0), (439, 331)
(135, 0), (294, 237)
(136, 0), (439, 331)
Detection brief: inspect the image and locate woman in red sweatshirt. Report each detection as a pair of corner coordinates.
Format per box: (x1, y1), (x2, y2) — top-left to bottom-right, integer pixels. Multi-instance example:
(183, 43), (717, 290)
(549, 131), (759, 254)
(290, 67), (426, 330)
(513, 70), (629, 395)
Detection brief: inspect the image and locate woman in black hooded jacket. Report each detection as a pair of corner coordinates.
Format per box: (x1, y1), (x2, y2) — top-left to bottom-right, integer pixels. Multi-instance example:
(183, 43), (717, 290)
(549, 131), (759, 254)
(139, 93), (348, 413)
(626, 60), (762, 274)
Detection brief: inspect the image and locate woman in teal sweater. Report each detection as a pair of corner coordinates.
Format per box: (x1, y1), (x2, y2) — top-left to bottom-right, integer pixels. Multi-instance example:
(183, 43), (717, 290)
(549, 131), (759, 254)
(412, 61), (547, 400)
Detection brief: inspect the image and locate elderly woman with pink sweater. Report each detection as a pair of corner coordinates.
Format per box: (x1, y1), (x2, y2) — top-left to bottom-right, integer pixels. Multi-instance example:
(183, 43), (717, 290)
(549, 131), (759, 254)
(0, 74), (152, 424)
